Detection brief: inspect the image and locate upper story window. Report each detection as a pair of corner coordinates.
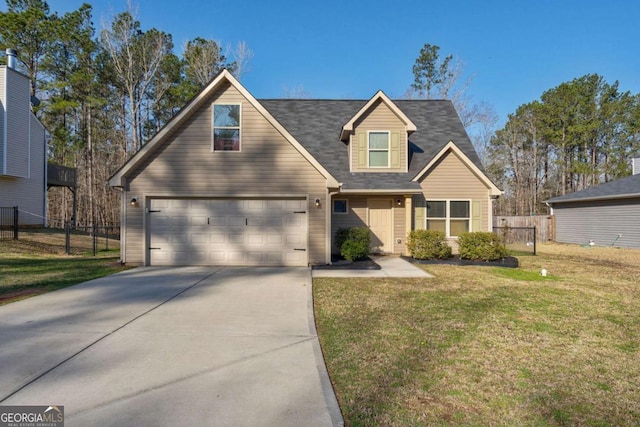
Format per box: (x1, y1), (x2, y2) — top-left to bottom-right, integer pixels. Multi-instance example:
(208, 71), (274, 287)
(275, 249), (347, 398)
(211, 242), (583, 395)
(426, 200), (470, 237)
(213, 104), (241, 151)
(368, 131), (389, 167)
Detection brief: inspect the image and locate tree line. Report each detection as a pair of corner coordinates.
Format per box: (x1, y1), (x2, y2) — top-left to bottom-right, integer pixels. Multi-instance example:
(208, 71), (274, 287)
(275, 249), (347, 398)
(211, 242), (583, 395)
(407, 44), (640, 216)
(0, 0), (251, 227)
(2, 2), (638, 227)
(486, 74), (640, 215)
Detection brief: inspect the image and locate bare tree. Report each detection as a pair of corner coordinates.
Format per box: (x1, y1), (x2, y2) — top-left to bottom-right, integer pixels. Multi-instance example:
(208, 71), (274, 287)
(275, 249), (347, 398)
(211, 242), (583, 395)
(282, 84), (310, 99)
(101, 5), (171, 152)
(231, 40), (254, 80)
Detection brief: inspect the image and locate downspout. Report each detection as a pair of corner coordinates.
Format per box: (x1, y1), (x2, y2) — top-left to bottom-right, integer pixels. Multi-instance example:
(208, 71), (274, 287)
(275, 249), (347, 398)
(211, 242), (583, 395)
(120, 187), (126, 264)
(43, 132), (47, 226)
(326, 187), (341, 264)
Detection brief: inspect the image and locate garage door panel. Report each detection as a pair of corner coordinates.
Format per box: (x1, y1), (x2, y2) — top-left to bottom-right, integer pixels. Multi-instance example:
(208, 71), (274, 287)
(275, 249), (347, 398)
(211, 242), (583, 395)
(149, 198), (307, 266)
(246, 233), (265, 245)
(170, 200), (189, 209)
(228, 217), (245, 227)
(209, 251), (226, 263)
(208, 232), (226, 244)
(190, 215), (208, 226)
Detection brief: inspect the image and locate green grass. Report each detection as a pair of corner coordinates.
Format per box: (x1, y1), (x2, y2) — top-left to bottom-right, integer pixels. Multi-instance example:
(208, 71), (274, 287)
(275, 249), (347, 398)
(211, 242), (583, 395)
(314, 243), (640, 426)
(492, 267), (561, 281)
(0, 229), (129, 304)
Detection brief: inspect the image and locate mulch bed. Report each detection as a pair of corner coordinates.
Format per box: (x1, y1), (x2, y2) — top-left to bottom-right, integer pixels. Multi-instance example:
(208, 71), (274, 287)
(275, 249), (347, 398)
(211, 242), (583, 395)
(312, 255), (381, 270)
(402, 255), (519, 268)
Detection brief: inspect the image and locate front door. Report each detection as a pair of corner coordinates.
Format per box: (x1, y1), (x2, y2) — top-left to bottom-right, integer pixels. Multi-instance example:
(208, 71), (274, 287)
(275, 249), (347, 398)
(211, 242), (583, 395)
(368, 199), (393, 253)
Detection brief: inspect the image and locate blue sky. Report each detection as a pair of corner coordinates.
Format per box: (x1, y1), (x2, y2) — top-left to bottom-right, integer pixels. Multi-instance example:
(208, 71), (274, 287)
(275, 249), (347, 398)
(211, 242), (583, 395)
(7, 0), (640, 126)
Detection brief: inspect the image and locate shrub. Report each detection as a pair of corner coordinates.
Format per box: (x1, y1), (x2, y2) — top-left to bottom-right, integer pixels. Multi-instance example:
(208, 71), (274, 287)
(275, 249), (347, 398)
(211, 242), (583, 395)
(335, 227), (370, 262)
(458, 231), (508, 261)
(406, 230), (452, 259)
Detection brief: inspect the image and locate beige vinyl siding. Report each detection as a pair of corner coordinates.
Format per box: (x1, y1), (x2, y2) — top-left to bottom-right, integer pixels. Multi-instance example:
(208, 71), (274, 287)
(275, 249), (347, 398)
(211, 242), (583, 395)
(350, 99), (407, 172)
(3, 68), (31, 178)
(554, 198), (640, 248)
(125, 82), (327, 264)
(416, 149), (491, 233)
(330, 195), (406, 254)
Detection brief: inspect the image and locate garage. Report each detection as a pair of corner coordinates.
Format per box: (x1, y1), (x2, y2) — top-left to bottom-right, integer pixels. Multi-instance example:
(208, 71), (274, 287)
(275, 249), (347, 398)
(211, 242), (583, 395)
(148, 198), (308, 266)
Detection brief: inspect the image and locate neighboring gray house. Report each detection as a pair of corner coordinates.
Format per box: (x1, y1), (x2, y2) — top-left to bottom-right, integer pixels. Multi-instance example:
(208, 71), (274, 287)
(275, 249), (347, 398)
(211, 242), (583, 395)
(546, 161), (640, 248)
(108, 70), (501, 266)
(0, 52), (47, 225)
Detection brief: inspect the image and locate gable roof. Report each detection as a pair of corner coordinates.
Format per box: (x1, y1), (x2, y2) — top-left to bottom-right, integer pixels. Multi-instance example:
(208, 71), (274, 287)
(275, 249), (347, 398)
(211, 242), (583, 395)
(339, 90), (417, 141)
(108, 69), (339, 188)
(546, 173), (640, 204)
(412, 140), (502, 196)
(261, 99), (486, 192)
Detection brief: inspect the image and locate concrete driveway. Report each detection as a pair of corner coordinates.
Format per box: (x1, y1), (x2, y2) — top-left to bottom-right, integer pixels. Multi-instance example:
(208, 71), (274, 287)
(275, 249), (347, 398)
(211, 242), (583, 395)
(0, 267), (342, 426)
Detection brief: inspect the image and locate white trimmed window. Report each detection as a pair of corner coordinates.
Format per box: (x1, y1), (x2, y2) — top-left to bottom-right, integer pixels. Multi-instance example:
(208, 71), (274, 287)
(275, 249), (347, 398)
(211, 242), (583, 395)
(368, 131), (389, 167)
(213, 104), (241, 151)
(333, 199), (348, 214)
(426, 200), (470, 237)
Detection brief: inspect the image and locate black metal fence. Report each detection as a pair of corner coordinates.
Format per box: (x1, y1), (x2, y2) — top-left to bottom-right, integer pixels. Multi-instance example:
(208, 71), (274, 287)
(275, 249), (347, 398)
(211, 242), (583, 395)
(493, 226), (537, 255)
(0, 206), (19, 240)
(64, 224), (120, 255)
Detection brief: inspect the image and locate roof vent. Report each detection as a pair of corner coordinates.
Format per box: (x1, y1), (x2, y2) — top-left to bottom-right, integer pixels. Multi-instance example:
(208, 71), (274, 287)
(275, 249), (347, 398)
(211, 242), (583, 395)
(5, 48), (17, 70)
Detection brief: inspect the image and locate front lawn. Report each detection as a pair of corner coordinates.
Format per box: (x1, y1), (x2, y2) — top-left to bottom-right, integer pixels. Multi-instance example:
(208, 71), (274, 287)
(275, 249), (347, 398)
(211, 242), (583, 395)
(0, 229), (130, 305)
(314, 244), (640, 426)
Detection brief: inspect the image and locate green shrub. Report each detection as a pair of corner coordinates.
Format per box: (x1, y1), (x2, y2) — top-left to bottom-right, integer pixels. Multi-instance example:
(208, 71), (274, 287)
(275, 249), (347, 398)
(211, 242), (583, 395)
(458, 231), (508, 261)
(406, 230), (452, 259)
(335, 227), (371, 262)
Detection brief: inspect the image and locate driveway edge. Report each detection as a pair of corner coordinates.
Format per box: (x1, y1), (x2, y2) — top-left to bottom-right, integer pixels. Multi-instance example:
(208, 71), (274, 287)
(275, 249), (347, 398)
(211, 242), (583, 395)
(306, 268), (344, 427)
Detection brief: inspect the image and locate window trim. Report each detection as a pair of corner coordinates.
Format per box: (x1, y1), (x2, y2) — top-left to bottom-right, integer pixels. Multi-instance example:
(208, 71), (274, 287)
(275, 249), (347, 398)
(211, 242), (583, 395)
(425, 199), (471, 238)
(332, 199), (349, 214)
(367, 130), (390, 168)
(212, 103), (242, 152)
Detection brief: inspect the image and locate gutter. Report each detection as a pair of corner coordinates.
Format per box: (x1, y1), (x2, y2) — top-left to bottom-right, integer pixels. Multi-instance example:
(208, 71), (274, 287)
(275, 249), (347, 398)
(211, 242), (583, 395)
(545, 192), (640, 205)
(337, 188), (423, 195)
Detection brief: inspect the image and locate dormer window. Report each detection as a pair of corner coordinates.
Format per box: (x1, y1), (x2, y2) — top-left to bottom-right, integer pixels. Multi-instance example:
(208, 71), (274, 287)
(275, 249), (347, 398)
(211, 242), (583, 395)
(368, 131), (389, 168)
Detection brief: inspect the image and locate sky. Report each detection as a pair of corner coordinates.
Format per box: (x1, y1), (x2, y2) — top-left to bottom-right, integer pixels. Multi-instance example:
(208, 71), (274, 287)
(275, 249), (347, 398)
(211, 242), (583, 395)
(5, 0), (640, 126)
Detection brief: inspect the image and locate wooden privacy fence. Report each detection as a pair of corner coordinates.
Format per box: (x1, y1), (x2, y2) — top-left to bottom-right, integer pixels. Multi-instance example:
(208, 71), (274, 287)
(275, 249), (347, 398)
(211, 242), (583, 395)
(493, 215), (555, 242)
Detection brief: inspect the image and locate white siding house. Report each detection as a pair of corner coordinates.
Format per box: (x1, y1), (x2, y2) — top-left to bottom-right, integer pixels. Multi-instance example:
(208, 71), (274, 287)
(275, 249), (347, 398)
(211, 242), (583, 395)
(0, 58), (47, 225)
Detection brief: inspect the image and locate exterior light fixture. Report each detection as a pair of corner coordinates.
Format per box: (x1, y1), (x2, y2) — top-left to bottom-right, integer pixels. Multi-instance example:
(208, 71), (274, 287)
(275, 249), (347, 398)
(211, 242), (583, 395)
(314, 198), (321, 207)
(396, 198), (403, 206)
(130, 198), (138, 207)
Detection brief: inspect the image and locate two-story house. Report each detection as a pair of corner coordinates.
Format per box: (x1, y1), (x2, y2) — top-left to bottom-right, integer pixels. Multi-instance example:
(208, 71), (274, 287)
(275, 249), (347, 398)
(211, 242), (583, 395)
(109, 70), (501, 266)
(0, 49), (47, 225)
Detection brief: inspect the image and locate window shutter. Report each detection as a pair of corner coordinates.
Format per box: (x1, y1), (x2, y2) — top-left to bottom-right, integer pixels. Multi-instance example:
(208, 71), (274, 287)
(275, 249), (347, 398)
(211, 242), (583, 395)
(358, 133), (367, 168)
(390, 133), (400, 168)
(472, 200), (482, 231)
(414, 199), (426, 230)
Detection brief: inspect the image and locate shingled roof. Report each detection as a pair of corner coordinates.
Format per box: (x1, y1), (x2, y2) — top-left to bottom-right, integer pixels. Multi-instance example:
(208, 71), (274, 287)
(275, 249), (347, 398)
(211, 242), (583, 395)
(547, 173), (640, 204)
(260, 99), (482, 191)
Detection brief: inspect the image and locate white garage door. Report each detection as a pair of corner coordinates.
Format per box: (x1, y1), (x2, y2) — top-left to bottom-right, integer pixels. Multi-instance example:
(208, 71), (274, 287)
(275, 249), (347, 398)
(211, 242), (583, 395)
(148, 198), (308, 266)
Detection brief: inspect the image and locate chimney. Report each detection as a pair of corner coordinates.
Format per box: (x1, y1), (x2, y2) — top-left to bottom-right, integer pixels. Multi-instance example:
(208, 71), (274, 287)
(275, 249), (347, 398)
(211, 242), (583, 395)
(6, 48), (17, 69)
(633, 157), (640, 175)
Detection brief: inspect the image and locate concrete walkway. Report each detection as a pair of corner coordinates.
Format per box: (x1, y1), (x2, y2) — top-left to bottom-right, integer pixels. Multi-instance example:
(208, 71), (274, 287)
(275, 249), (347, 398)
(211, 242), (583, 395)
(312, 255), (433, 278)
(0, 267), (342, 426)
